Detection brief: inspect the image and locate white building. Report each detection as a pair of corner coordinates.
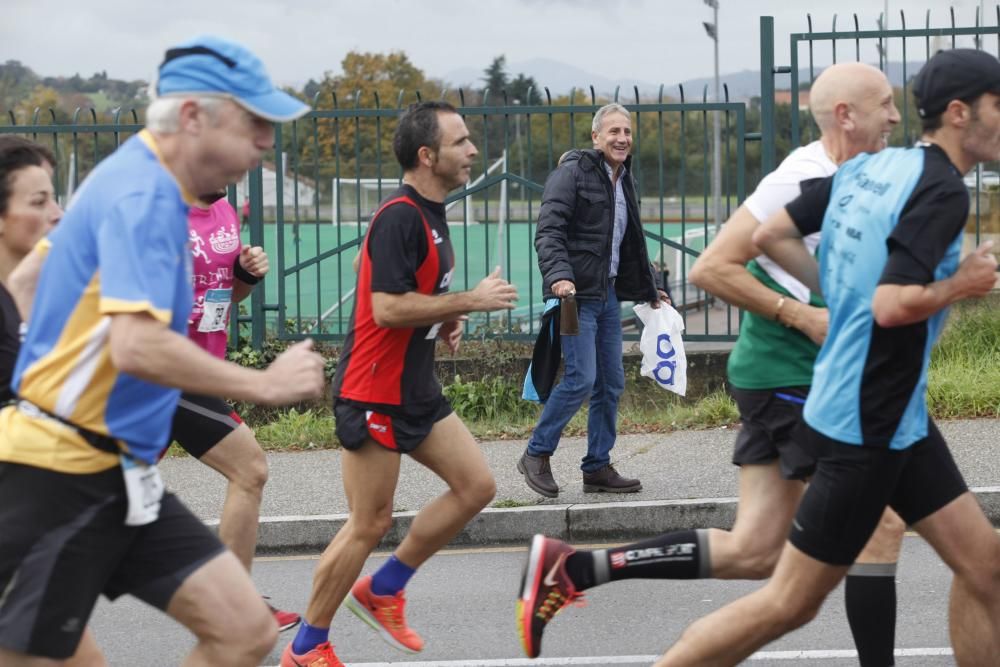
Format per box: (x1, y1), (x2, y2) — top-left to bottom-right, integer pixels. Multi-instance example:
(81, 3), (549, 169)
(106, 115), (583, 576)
(238, 155), (317, 214)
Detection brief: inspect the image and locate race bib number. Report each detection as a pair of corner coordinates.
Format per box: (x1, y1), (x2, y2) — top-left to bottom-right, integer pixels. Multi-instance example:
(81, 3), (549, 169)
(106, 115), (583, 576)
(121, 455), (164, 526)
(197, 288), (232, 333)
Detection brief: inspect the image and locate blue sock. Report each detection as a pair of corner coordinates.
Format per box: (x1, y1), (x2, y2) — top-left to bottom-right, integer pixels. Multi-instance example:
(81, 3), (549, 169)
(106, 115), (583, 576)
(370, 554), (417, 596)
(292, 620), (329, 654)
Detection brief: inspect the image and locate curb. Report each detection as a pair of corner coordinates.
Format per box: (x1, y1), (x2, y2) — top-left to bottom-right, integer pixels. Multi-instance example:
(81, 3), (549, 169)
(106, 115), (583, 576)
(220, 487), (1000, 555)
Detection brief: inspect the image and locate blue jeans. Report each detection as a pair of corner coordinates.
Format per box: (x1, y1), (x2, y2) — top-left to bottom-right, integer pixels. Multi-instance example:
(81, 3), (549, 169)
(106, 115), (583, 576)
(527, 291), (625, 473)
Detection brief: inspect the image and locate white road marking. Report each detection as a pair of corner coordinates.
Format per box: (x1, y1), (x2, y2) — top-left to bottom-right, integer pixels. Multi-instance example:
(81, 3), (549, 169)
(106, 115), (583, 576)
(266, 646), (954, 666)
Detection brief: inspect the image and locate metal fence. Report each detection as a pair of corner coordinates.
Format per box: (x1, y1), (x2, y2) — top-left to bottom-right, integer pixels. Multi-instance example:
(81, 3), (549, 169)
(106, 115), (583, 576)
(0, 92), (750, 347)
(262, 91), (748, 346)
(763, 8), (1000, 258)
(3, 9), (997, 349)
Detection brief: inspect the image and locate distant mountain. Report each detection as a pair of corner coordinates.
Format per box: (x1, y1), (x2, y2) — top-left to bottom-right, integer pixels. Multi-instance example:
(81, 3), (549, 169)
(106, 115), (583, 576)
(676, 61), (926, 101)
(443, 57), (658, 100)
(444, 59), (927, 103)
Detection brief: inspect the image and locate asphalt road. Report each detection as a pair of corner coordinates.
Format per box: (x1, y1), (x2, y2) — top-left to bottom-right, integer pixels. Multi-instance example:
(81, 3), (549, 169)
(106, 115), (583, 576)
(88, 535), (958, 666)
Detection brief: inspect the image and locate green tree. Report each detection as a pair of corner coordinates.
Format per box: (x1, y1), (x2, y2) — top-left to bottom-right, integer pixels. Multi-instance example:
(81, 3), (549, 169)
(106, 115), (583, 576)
(475, 56), (541, 164)
(482, 55), (508, 99)
(0, 60), (40, 112)
(509, 73), (542, 105)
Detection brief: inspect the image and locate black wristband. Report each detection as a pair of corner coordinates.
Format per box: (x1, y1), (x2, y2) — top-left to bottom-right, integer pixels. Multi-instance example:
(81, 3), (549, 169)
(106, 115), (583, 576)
(233, 257), (261, 285)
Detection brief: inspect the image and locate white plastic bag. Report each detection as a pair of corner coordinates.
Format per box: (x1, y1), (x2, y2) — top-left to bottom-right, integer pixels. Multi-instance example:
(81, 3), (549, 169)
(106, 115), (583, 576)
(634, 302), (687, 396)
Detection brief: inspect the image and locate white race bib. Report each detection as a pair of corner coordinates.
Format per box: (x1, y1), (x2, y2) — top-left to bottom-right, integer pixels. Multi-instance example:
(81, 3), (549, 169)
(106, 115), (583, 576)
(121, 455), (164, 526)
(197, 288), (232, 333)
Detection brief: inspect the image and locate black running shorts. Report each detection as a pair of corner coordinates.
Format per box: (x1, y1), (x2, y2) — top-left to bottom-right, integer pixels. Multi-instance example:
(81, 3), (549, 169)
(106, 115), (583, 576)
(0, 462), (225, 659)
(789, 420), (967, 566)
(334, 395), (453, 454)
(730, 385), (816, 480)
(170, 392), (243, 459)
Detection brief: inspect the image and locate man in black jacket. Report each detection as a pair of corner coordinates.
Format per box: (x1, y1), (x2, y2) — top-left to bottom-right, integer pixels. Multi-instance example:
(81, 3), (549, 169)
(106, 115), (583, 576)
(519, 103), (668, 497)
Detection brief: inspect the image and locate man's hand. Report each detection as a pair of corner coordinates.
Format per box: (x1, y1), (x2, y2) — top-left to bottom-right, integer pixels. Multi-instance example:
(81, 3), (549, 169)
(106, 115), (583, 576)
(239, 245), (269, 278)
(650, 289), (671, 309)
(786, 302), (829, 346)
(551, 280), (576, 297)
(438, 316), (468, 354)
(955, 241), (998, 298)
(471, 266), (519, 311)
(260, 339), (326, 404)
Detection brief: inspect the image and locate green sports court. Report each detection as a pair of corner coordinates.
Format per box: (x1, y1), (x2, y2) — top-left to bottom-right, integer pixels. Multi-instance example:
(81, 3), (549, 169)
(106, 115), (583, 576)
(246, 220), (712, 337)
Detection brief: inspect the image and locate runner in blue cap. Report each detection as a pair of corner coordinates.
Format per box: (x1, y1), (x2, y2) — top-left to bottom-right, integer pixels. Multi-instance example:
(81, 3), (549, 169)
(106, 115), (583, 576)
(0, 35), (323, 666)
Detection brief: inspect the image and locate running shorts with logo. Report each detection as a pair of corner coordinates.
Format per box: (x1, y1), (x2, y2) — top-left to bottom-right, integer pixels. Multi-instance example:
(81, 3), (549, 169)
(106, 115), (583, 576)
(170, 393), (244, 459)
(0, 462), (223, 659)
(730, 385), (814, 480)
(783, 143), (971, 565)
(334, 394), (453, 454)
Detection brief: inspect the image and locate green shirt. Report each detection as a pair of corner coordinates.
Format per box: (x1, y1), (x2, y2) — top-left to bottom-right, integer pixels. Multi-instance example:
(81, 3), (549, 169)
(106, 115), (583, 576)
(726, 259), (824, 390)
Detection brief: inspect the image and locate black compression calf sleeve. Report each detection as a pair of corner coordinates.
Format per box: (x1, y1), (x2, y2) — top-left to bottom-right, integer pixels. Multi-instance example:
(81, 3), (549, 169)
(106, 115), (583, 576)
(845, 564), (897, 667)
(589, 530), (709, 586)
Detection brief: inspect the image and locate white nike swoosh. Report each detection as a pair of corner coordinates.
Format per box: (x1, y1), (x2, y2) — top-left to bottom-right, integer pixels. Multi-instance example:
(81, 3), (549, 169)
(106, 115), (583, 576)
(542, 553), (567, 588)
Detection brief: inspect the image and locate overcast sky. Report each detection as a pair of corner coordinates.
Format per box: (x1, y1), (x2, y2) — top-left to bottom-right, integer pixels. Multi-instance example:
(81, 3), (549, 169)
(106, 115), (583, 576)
(2, 0), (988, 90)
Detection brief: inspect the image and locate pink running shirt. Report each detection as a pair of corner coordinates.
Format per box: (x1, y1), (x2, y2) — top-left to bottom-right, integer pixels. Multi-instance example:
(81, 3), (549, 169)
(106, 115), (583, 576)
(187, 199), (242, 358)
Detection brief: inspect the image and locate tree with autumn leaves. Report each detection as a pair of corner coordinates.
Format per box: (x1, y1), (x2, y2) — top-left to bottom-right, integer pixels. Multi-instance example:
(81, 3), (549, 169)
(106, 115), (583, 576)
(294, 51), (442, 185)
(290, 51), (548, 193)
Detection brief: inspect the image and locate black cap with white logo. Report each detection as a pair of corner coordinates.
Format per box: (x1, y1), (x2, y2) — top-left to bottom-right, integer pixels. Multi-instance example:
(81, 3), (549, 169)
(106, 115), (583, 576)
(913, 48), (1000, 118)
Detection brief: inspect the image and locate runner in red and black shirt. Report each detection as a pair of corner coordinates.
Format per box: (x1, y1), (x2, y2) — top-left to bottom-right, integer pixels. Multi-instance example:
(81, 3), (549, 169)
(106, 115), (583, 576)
(283, 102), (519, 667)
(332, 182), (456, 439)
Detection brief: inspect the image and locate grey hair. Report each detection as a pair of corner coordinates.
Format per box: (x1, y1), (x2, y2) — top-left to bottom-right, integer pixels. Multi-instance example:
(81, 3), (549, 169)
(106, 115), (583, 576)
(592, 103), (630, 133)
(145, 95), (227, 133)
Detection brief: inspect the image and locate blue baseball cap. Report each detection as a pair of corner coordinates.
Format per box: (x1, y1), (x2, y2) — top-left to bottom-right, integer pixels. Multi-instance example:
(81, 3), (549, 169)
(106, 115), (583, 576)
(156, 35), (309, 123)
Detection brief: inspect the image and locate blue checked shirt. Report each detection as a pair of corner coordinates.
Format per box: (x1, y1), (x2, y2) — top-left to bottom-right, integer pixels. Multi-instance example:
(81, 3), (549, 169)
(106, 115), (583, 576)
(604, 161), (628, 278)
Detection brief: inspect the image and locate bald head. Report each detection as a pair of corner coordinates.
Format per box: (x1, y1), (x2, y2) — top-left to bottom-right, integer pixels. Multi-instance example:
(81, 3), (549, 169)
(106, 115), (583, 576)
(810, 62), (891, 131)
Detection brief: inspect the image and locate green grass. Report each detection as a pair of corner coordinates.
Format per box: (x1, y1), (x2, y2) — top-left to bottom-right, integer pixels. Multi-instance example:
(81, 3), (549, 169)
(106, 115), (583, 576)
(927, 296), (1000, 419)
(252, 408), (336, 450)
(430, 387), (738, 441)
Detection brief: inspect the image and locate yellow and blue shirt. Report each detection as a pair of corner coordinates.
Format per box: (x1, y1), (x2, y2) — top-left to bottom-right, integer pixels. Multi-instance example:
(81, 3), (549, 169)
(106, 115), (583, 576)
(0, 130), (194, 473)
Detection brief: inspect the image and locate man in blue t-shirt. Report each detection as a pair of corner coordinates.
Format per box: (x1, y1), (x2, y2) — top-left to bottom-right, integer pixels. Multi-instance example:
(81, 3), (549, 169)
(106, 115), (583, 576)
(0, 36), (325, 665)
(653, 49), (1000, 667)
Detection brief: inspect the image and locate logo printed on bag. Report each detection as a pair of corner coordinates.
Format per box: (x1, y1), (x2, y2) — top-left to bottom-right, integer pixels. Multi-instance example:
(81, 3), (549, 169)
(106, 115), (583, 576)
(653, 333), (677, 385)
(636, 302), (686, 396)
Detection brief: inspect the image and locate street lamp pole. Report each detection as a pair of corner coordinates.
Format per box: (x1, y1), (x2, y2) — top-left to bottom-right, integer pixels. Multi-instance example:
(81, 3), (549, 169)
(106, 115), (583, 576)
(703, 0), (722, 234)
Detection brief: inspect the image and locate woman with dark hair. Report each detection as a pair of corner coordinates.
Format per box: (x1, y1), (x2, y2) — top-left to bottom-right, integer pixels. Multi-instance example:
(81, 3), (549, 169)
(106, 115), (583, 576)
(0, 136), (61, 404)
(0, 142), (110, 665)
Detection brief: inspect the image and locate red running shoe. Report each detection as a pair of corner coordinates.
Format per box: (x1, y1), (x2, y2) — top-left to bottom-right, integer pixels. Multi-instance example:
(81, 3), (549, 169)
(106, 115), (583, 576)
(517, 534), (584, 658)
(264, 596), (301, 632)
(345, 575), (424, 653)
(279, 640), (344, 667)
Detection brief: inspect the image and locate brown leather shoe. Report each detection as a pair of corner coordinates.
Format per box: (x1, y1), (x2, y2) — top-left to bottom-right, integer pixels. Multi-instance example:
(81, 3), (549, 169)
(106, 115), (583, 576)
(582, 464), (642, 493)
(517, 452), (559, 498)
